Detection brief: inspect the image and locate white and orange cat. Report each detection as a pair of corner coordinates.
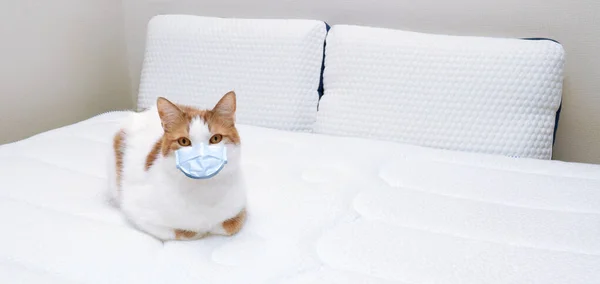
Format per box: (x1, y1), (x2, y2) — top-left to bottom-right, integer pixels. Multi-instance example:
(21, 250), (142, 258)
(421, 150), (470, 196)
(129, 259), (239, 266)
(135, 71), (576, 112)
(107, 91), (246, 241)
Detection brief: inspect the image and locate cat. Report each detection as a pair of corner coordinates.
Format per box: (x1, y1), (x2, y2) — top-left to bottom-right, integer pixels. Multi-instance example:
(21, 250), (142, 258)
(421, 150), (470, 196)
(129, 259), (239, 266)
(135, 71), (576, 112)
(107, 91), (247, 241)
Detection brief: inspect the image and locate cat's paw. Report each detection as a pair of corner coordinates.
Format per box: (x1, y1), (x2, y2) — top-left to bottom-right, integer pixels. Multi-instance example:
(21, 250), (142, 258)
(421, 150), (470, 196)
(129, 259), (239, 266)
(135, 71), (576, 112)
(174, 229), (208, 241)
(211, 209), (246, 236)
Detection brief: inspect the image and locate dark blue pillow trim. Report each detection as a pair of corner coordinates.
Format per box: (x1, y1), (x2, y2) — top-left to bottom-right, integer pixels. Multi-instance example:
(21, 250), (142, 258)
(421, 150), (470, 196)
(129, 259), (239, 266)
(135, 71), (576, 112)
(316, 22), (330, 111)
(521, 37), (563, 145)
(553, 103), (562, 144)
(521, 37), (560, 44)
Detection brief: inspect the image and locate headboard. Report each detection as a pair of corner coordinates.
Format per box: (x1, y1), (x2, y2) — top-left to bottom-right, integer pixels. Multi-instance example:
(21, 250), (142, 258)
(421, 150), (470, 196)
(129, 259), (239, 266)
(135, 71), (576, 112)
(120, 0), (600, 163)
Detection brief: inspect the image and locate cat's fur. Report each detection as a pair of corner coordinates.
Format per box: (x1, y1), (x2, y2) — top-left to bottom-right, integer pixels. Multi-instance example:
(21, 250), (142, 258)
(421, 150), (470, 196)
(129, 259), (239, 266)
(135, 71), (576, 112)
(107, 91), (247, 241)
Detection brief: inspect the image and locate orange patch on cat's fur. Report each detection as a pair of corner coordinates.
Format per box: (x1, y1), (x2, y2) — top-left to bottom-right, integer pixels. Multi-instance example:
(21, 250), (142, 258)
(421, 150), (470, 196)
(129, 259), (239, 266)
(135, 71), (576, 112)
(113, 129), (126, 188)
(145, 139), (162, 171)
(206, 111), (240, 145)
(174, 229), (197, 240)
(205, 91), (240, 145)
(178, 105), (209, 121)
(223, 209), (246, 235)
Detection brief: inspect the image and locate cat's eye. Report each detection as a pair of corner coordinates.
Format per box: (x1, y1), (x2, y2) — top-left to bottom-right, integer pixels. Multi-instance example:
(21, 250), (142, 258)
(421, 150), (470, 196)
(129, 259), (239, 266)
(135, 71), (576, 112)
(177, 137), (191, 146)
(210, 134), (223, 144)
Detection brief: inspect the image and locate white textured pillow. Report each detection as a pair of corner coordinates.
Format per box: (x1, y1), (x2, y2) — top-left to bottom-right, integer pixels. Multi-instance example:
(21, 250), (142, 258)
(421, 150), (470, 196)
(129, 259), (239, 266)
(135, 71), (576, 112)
(137, 15), (327, 131)
(316, 25), (564, 159)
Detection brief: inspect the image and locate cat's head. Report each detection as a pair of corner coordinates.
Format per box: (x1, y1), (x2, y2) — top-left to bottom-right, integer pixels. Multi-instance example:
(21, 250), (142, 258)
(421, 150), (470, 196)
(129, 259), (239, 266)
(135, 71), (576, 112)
(155, 91), (240, 161)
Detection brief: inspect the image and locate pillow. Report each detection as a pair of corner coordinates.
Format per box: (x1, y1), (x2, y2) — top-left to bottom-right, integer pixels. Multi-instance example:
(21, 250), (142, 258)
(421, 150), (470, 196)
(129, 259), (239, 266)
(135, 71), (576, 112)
(315, 25), (564, 159)
(137, 15), (327, 131)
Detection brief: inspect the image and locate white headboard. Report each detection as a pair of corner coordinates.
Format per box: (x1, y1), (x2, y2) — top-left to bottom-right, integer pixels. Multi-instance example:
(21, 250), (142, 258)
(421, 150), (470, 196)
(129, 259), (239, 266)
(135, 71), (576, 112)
(120, 0), (600, 164)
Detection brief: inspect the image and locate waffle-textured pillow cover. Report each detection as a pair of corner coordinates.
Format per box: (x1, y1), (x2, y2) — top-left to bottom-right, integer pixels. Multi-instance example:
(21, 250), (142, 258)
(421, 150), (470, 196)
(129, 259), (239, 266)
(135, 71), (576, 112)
(315, 25), (564, 159)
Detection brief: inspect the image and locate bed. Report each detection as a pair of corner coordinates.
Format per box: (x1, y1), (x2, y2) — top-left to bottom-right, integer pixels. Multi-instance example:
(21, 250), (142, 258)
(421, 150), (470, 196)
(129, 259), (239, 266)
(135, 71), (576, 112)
(1, 15), (599, 284)
(1, 111), (599, 283)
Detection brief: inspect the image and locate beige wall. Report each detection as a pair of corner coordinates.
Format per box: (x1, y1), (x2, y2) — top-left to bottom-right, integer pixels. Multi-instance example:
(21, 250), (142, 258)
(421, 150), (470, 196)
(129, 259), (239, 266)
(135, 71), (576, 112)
(0, 0), (132, 144)
(2, 0), (599, 164)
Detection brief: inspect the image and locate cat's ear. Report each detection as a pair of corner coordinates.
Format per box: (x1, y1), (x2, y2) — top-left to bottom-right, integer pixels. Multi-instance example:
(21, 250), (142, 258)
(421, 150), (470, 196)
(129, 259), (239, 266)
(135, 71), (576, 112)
(213, 91), (236, 120)
(157, 97), (185, 132)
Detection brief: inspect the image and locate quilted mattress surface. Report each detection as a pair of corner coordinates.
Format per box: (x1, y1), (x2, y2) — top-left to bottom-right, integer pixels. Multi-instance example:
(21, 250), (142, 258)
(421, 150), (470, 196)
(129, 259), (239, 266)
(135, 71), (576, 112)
(1, 112), (599, 284)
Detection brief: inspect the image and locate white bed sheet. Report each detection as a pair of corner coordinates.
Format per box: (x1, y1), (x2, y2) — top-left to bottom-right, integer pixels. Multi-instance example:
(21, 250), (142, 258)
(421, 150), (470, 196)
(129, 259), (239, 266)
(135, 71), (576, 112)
(0, 112), (599, 284)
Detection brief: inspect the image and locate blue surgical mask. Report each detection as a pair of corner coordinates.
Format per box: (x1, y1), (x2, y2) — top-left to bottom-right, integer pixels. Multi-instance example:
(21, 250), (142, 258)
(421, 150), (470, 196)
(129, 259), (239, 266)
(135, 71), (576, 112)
(175, 143), (228, 179)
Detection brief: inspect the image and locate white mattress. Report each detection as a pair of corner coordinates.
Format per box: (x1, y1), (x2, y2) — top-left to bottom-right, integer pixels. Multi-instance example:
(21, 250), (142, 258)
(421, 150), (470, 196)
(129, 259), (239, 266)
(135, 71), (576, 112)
(1, 112), (599, 284)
